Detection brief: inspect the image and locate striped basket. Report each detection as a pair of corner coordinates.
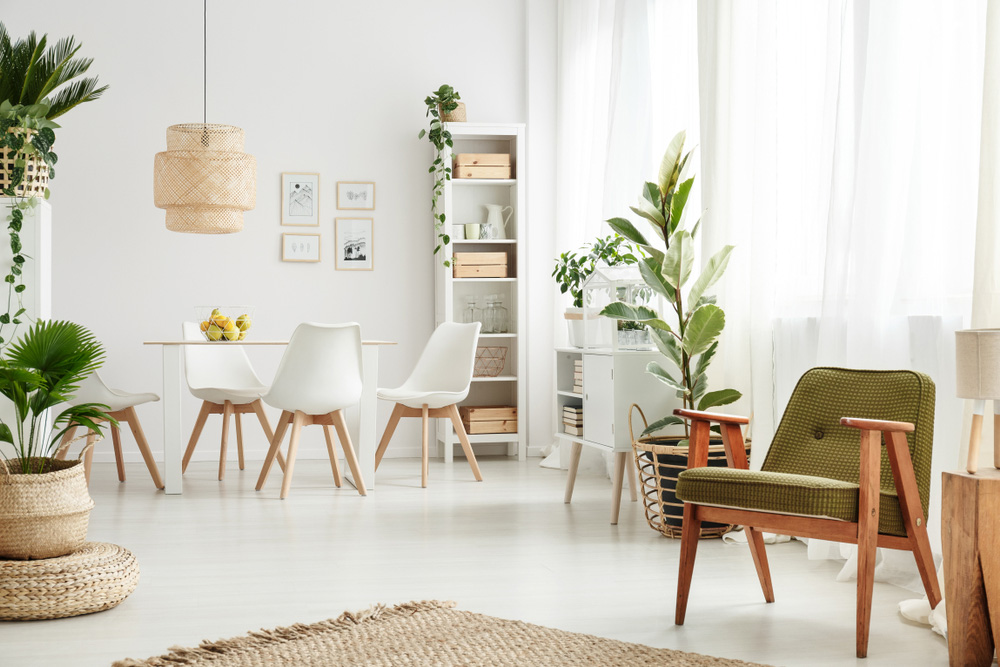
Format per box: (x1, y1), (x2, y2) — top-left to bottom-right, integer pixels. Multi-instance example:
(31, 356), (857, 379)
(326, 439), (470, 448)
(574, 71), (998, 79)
(629, 405), (750, 539)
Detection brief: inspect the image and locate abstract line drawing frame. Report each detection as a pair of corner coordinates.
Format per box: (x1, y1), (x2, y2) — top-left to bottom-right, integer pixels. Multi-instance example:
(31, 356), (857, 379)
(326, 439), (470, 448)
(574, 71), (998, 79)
(335, 217), (373, 271)
(281, 172), (320, 226)
(282, 233), (321, 262)
(336, 181), (375, 210)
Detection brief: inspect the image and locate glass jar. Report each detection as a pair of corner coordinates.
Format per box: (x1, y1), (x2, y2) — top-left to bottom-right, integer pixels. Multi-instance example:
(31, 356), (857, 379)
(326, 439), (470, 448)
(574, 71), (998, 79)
(462, 297), (477, 324)
(482, 295), (497, 333)
(494, 297), (509, 333)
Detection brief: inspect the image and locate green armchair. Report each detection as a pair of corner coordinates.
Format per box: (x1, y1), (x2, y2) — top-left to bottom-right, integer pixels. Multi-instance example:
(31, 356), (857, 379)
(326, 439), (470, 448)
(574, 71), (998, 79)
(672, 367), (941, 658)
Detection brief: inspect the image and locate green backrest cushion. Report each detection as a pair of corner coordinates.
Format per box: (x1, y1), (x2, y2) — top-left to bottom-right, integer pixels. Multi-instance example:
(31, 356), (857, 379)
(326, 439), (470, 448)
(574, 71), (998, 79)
(761, 368), (935, 518)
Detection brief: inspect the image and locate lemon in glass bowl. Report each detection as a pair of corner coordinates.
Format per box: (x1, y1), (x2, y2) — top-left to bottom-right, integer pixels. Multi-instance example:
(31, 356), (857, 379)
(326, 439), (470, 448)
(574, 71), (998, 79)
(195, 306), (255, 342)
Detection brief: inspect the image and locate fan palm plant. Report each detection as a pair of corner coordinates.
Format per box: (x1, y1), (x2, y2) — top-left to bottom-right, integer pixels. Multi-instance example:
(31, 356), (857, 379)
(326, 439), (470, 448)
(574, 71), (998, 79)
(0, 22), (107, 120)
(0, 320), (110, 474)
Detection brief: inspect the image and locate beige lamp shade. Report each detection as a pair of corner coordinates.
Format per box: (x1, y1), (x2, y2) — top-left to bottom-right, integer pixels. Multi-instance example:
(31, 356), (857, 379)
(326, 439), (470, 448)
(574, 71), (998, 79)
(956, 329), (1000, 399)
(154, 124), (256, 234)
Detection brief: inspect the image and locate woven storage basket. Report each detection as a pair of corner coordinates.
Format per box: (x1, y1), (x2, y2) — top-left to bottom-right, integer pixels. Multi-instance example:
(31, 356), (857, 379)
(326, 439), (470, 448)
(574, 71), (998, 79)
(474, 346), (507, 377)
(0, 456), (95, 560)
(441, 101), (467, 122)
(0, 541), (139, 620)
(0, 128), (49, 197)
(629, 405), (750, 539)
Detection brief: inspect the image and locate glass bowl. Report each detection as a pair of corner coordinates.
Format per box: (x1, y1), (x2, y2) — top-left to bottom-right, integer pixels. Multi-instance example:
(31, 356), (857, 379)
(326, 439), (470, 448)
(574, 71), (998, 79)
(194, 306), (255, 342)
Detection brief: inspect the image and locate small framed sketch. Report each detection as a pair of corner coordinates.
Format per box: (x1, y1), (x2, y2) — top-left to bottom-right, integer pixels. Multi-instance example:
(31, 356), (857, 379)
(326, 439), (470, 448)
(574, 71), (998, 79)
(282, 233), (321, 262)
(335, 218), (373, 271)
(281, 172), (320, 226)
(336, 181), (375, 210)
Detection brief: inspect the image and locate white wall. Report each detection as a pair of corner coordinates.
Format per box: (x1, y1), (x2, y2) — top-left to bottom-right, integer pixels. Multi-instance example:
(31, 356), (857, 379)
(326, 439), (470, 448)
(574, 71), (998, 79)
(4, 0), (532, 463)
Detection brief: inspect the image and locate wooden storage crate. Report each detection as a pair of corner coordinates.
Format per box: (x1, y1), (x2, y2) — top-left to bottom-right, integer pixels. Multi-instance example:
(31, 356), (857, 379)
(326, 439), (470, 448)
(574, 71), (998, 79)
(453, 153), (513, 179)
(453, 251), (508, 278)
(460, 405), (517, 434)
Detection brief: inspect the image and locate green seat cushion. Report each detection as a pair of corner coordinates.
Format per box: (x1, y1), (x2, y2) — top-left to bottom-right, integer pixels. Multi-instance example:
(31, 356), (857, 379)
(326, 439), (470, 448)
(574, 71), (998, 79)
(675, 467), (908, 537)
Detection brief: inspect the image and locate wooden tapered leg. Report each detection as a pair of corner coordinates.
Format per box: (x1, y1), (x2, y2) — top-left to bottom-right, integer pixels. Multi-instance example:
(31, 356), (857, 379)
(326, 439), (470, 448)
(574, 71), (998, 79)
(564, 442), (582, 503)
(856, 429), (881, 659)
(280, 411), (307, 499)
(745, 527), (775, 602)
(374, 403), (405, 470)
(332, 409), (366, 496)
(447, 404), (482, 481)
(323, 425), (343, 487)
(235, 412), (245, 470)
(256, 410), (292, 490)
(676, 503), (702, 625)
(110, 425), (126, 482)
(124, 407), (163, 490)
(83, 432), (97, 485)
(218, 401), (234, 481)
(55, 425), (78, 460)
(627, 453), (638, 502)
(251, 399), (285, 473)
(421, 404), (430, 488)
(182, 401), (212, 473)
(611, 451), (627, 525)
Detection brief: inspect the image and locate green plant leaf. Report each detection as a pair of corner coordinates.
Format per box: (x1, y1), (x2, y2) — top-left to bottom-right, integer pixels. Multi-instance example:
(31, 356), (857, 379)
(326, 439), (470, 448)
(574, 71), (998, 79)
(638, 256), (675, 300)
(646, 361), (686, 393)
(0, 422), (11, 444)
(650, 328), (682, 368)
(605, 217), (649, 246)
(693, 341), (718, 379)
(662, 230), (694, 290)
(658, 130), (686, 197)
(641, 415), (684, 437)
(600, 301), (660, 322)
(687, 245), (734, 311)
(682, 303), (725, 356)
(697, 388), (742, 411)
(669, 177), (694, 234)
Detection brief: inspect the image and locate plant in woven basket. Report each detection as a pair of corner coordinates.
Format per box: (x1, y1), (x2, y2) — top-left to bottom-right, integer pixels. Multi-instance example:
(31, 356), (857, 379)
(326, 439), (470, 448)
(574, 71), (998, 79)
(418, 84), (462, 266)
(0, 320), (111, 474)
(600, 131), (741, 438)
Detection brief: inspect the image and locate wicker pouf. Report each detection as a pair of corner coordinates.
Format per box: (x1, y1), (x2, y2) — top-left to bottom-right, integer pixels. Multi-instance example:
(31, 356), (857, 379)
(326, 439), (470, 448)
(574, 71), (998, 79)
(0, 542), (139, 621)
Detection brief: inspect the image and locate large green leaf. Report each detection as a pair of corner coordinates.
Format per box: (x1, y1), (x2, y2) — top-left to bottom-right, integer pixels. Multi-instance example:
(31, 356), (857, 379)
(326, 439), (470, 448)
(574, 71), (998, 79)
(638, 256), (675, 300)
(662, 230), (694, 290)
(646, 361), (686, 393)
(641, 181), (661, 209)
(658, 131), (686, 197)
(600, 301), (661, 322)
(698, 388), (742, 411)
(650, 328), (682, 368)
(693, 341), (718, 379)
(630, 201), (666, 235)
(606, 217), (649, 247)
(682, 304), (725, 356)
(669, 177), (694, 234)
(642, 415), (684, 437)
(686, 245), (734, 312)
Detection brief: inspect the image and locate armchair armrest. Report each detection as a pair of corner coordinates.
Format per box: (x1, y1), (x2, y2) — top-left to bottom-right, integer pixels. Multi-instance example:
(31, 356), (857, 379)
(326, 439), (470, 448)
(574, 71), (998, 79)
(674, 409), (750, 425)
(840, 417), (914, 433)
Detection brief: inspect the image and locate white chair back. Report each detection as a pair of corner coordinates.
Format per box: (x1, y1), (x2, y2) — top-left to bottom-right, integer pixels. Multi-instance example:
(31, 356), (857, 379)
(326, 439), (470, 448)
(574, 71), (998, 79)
(70, 372), (116, 406)
(182, 321), (266, 391)
(402, 322), (480, 394)
(264, 322), (363, 414)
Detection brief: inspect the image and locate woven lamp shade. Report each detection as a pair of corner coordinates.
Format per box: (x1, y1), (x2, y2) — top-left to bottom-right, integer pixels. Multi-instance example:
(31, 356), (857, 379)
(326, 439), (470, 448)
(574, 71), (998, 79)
(956, 329), (1000, 399)
(154, 123), (256, 234)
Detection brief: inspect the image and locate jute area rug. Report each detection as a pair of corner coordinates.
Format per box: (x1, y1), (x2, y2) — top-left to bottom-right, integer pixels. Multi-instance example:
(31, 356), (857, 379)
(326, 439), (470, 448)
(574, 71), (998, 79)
(113, 600), (768, 666)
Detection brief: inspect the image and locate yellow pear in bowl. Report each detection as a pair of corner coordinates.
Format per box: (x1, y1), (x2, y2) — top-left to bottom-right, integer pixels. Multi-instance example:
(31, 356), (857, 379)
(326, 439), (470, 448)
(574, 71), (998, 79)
(200, 320), (210, 333)
(207, 323), (223, 341)
(222, 319), (239, 341)
(236, 314), (251, 332)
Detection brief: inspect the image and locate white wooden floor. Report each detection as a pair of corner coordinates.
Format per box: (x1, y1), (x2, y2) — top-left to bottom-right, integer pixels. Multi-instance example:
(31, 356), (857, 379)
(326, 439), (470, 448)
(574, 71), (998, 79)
(1, 457), (949, 666)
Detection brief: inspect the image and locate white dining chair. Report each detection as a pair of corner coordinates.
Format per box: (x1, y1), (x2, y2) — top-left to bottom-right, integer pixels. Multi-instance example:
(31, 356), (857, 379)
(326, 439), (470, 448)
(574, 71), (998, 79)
(374, 321), (483, 487)
(255, 322), (367, 499)
(181, 321), (282, 480)
(56, 372), (163, 489)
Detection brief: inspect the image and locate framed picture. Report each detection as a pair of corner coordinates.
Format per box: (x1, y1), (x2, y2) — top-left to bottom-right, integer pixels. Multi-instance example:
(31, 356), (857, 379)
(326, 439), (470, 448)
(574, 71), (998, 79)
(282, 233), (321, 262)
(335, 218), (374, 271)
(281, 172), (320, 226)
(336, 181), (375, 210)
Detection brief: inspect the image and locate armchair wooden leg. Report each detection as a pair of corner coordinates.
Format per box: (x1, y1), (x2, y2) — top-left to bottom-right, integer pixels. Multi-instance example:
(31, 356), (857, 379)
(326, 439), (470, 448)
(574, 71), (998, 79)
(322, 424), (343, 487)
(124, 407), (164, 490)
(447, 404), (482, 482)
(374, 403), (405, 471)
(564, 442), (582, 503)
(280, 410), (307, 499)
(235, 412), (245, 470)
(55, 425), (78, 460)
(675, 503), (702, 625)
(856, 429), (881, 659)
(250, 399), (284, 473)
(421, 404), (430, 488)
(745, 527), (775, 603)
(110, 425), (126, 482)
(257, 410), (292, 491)
(182, 401), (212, 473)
(333, 409), (367, 496)
(219, 400), (234, 481)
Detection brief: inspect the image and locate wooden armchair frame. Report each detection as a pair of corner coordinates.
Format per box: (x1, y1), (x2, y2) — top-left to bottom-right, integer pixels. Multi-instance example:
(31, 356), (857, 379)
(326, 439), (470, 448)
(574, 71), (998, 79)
(672, 408), (941, 659)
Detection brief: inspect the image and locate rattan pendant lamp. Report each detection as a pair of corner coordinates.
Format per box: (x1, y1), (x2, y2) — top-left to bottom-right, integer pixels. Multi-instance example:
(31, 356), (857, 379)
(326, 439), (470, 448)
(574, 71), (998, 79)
(153, 0), (256, 234)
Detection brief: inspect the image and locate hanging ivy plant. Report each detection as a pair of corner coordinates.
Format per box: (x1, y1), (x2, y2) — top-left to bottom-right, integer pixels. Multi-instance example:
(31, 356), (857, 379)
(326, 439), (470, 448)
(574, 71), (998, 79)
(418, 85), (461, 267)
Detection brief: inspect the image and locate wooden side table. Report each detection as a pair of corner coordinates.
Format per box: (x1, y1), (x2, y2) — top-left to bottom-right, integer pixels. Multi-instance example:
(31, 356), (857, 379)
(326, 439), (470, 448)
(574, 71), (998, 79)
(942, 469), (1000, 666)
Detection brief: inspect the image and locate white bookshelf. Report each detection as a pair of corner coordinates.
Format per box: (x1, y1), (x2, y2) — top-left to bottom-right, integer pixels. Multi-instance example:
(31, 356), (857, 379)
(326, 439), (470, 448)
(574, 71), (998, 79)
(434, 123), (526, 462)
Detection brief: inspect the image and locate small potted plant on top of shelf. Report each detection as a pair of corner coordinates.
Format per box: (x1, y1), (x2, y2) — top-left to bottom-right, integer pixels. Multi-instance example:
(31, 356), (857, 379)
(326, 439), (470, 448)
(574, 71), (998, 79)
(418, 84), (464, 267)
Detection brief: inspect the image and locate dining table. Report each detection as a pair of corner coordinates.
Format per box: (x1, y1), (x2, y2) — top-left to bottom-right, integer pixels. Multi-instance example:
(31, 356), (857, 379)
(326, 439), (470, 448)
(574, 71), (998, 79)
(143, 339), (396, 494)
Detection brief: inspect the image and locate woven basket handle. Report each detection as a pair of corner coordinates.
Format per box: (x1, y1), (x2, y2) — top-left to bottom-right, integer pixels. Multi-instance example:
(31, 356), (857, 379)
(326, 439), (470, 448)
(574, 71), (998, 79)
(628, 404), (649, 444)
(54, 431), (102, 462)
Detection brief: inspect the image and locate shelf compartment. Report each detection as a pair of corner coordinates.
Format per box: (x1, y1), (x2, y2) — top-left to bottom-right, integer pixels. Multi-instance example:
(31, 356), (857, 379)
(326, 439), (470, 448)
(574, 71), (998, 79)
(471, 375), (517, 382)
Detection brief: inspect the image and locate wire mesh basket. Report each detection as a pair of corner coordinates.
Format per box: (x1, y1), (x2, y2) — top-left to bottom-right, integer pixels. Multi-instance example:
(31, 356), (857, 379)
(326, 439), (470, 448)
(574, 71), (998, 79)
(474, 346), (507, 377)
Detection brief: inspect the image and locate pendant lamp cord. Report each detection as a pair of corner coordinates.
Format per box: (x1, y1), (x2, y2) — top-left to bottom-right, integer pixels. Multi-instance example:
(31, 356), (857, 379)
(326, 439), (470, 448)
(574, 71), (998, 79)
(203, 0), (207, 125)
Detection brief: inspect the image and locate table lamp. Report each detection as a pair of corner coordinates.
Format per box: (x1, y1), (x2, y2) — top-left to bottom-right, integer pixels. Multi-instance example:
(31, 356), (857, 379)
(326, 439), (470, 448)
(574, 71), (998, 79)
(955, 329), (1000, 474)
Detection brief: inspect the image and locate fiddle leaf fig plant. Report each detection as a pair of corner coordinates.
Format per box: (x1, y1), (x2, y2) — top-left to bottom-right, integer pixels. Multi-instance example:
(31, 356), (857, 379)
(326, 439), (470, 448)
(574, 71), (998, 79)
(600, 131), (742, 437)
(418, 84), (461, 267)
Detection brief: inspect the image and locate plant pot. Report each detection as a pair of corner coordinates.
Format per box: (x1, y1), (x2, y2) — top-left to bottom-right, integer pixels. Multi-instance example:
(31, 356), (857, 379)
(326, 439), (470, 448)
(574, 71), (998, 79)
(0, 457), (94, 560)
(617, 328), (652, 349)
(441, 102), (467, 122)
(0, 128), (50, 198)
(565, 308), (607, 347)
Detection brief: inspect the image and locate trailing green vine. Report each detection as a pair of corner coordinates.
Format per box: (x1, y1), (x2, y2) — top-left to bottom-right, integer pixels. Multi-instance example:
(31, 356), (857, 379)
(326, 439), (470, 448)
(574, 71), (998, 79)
(418, 85), (461, 267)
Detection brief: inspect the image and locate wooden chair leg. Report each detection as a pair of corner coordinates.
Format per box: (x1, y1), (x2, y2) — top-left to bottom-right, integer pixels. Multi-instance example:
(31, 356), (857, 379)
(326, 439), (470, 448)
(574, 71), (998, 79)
(182, 401), (212, 473)
(322, 424), (343, 487)
(421, 404), (430, 488)
(564, 441), (582, 503)
(332, 409), (367, 496)
(745, 527), (775, 602)
(110, 425), (126, 482)
(280, 411), (307, 499)
(856, 429), (881, 659)
(235, 412), (245, 470)
(55, 425), (78, 460)
(124, 407), (163, 490)
(251, 399), (284, 473)
(218, 401), (234, 481)
(447, 404), (482, 482)
(675, 503), (702, 625)
(627, 453), (638, 502)
(374, 403), (404, 470)
(256, 410), (292, 490)
(83, 432), (97, 485)
(611, 451), (627, 525)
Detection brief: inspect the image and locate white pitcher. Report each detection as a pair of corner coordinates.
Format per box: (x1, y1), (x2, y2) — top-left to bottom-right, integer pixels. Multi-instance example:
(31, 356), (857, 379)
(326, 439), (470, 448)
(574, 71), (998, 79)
(482, 204), (513, 240)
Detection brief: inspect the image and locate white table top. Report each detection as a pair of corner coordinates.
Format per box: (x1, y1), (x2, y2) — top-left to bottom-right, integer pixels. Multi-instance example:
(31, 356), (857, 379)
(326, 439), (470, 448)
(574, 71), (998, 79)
(144, 340), (396, 346)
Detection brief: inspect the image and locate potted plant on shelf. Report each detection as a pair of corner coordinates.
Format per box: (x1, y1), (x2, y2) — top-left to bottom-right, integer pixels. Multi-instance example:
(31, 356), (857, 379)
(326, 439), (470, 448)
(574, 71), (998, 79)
(552, 233), (643, 347)
(418, 84), (463, 266)
(0, 320), (111, 560)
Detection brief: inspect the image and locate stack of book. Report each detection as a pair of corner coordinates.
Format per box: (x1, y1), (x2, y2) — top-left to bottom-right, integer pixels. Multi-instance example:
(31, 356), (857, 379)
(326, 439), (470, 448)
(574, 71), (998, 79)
(572, 359), (583, 394)
(563, 406), (583, 436)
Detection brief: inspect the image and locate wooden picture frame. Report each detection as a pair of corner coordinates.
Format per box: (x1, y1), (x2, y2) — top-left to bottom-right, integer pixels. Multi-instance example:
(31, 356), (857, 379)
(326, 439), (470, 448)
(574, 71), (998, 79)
(282, 233), (321, 262)
(335, 218), (373, 271)
(336, 181), (375, 210)
(281, 172), (320, 226)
